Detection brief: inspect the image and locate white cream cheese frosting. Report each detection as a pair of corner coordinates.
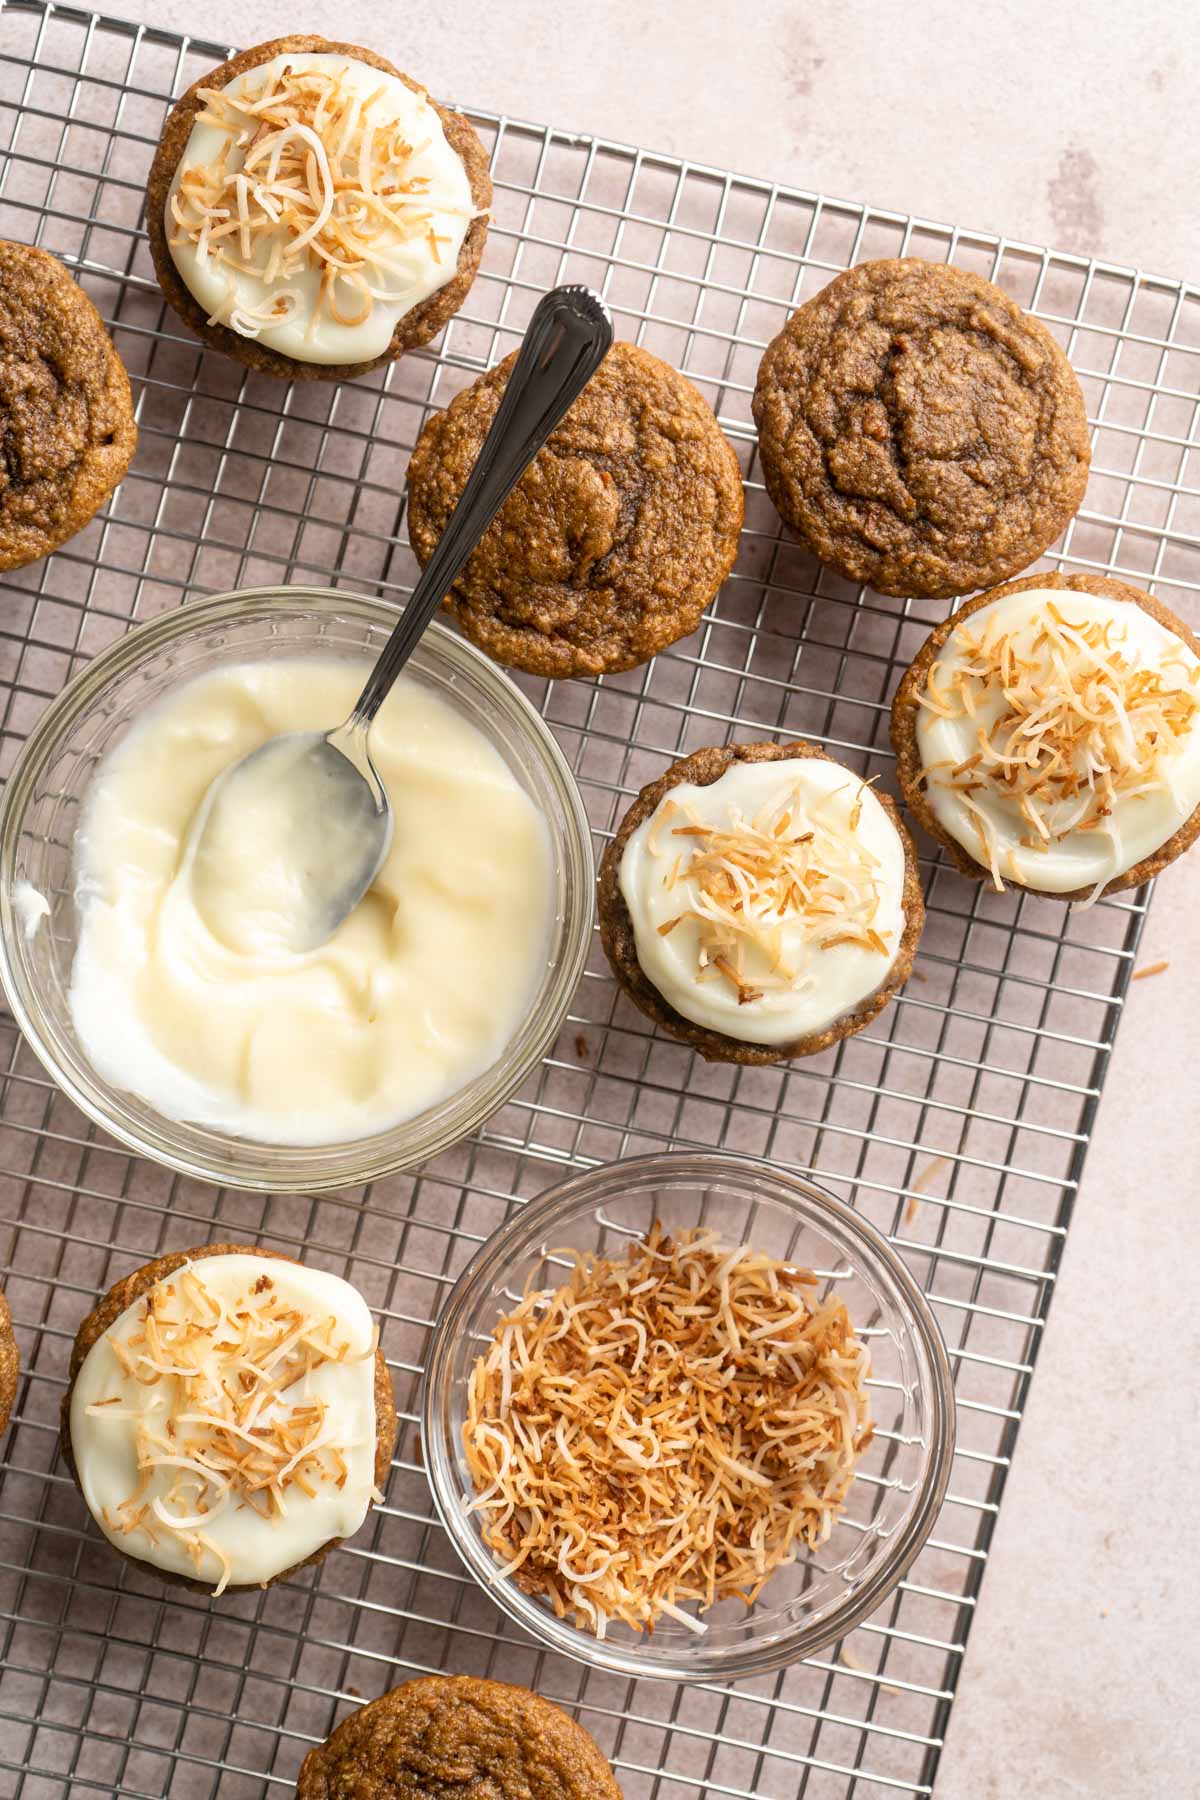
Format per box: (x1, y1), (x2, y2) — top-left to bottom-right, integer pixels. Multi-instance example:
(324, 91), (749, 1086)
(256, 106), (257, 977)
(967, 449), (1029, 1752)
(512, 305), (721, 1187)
(69, 1253), (379, 1592)
(618, 756), (909, 1046)
(914, 587), (1200, 895)
(165, 52), (476, 363)
(67, 658), (553, 1143)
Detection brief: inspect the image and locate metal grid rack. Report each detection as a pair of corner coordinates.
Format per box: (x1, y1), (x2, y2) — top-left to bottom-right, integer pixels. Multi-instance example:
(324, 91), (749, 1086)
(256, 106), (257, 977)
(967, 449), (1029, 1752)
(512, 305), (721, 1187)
(0, 2), (1196, 1793)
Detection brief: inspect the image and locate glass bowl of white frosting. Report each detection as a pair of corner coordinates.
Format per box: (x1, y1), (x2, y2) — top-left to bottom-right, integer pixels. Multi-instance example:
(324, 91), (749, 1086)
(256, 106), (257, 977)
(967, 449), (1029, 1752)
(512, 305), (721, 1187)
(0, 587), (594, 1190)
(423, 1150), (956, 1681)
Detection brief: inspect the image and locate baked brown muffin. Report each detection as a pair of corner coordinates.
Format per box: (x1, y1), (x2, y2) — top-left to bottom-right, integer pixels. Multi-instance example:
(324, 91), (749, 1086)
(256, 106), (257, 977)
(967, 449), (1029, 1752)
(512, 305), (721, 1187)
(145, 37), (491, 381)
(0, 240), (136, 570)
(598, 740), (924, 1063)
(61, 1243), (398, 1594)
(891, 571), (1200, 901)
(752, 258), (1091, 599)
(0, 1291), (18, 1436)
(296, 1676), (622, 1800)
(406, 341), (745, 677)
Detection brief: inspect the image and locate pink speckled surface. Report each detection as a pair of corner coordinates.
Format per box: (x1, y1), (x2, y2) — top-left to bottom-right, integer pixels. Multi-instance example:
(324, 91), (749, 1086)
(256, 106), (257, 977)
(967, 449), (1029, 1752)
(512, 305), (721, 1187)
(95, 2), (1200, 1791)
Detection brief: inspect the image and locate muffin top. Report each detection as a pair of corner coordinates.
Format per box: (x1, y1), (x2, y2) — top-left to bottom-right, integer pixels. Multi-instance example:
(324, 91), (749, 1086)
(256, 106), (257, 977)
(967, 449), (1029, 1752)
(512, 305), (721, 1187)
(893, 573), (1200, 899)
(66, 1246), (382, 1592)
(617, 748), (910, 1045)
(752, 258), (1090, 599)
(144, 36), (491, 380)
(406, 341), (744, 677)
(162, 47), (477, 365)
(598, 741), (924, 1064)
(0, 240), (136, 571)
(296, 1676), (622, 1800)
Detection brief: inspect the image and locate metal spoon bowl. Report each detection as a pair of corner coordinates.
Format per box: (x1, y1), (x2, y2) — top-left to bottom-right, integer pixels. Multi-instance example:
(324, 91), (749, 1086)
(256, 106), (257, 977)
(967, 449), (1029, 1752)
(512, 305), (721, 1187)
(189, 284), (613, 954)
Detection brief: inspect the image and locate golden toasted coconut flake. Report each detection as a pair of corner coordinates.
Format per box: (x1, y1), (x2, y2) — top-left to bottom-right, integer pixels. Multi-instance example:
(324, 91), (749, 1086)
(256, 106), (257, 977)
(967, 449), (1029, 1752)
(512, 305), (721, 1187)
(645, 780), (895, 1004)
(922, 603), (1200, 897)
(171, 60), (482, 337)
(1130, 958), (1169, 981)
(463, 1225), (872, 1638)
(91, 1261), (372, 1594)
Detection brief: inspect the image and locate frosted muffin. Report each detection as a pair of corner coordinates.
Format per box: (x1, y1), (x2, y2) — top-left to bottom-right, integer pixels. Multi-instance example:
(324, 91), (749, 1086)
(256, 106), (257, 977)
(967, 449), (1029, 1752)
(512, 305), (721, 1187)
(61, 1245), (397, 1594)
(891, 572), (1200, 900)
(598, 741), (924, 1062)
(145, 36), (491, 379)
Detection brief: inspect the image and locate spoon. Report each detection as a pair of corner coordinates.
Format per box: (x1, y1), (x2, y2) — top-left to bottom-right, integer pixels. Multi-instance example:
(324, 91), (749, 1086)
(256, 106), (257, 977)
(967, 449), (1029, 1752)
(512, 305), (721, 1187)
(189, 285), (613, 955)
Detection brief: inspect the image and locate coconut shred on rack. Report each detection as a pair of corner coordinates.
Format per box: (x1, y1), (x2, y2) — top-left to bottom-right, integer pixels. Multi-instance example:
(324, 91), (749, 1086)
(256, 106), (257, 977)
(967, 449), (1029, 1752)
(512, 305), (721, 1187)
(168, 57), (483, 342)
(463, 1225), (873, 1637)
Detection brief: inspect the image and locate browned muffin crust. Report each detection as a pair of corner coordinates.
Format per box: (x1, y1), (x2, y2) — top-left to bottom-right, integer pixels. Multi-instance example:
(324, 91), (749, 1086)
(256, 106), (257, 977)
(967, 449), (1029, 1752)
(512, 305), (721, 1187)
(0, 240), (136, 570)
(297, 1675), (623, 1800)
(60, 1242), (398, 1594)
(752, 258), (1091, 600)
(890, 571), (1200, 901)
(144, 36), (491, 381)
(406, 341), (745, 677)
(598, 740), (924, 1064)
(0, 1291), (18, 1436)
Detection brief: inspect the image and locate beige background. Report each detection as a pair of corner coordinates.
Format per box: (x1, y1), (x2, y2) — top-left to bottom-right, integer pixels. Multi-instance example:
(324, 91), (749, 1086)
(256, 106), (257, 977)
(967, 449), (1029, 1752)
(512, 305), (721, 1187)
(84, 2), (1200, 1793)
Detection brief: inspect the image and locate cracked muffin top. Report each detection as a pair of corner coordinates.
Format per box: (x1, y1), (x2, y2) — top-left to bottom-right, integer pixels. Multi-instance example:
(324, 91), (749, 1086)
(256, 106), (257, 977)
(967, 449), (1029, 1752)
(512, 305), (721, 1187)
(296, 1675), (623, 1800)
(752, 257), (1090, 600)
(405, 341), (744, 678)
(0, 240), (136, 571)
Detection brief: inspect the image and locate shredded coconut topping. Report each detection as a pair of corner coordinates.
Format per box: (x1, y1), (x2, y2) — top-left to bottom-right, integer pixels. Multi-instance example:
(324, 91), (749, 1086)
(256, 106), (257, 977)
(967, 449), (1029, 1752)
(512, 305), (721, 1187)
(88, 1261), (374, 1593)
(170, 60), (476, 337)
(464, 1225), (873, 1637)
(919, 599), (1200, 897)
(644, 780), (894, 1005)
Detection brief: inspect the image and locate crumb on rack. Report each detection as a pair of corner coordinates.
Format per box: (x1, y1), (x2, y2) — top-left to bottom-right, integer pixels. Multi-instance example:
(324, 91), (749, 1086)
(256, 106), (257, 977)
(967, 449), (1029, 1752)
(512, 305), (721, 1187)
(1130, 959), (1169, 981)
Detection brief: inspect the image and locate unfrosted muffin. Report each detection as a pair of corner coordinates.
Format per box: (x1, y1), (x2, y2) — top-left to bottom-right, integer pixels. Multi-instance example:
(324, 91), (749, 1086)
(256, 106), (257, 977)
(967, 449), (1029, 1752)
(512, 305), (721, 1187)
(0, 240), (136, 570)
(753, 258), (1090, 599)
(296, 1676), (622, 1800)
(145, 36), (491, 380)
(891, 572), (1200, 901)
(0, 1292), (18, 1435)
(61, 1244), (397, 1594)
(406, 341), (744, 677)
(598, 740), (923, 1062)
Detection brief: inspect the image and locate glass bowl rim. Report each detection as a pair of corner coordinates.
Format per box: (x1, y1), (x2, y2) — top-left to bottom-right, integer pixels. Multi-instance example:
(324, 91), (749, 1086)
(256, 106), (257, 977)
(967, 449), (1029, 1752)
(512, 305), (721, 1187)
(422, 1148), (957, 1681)
(0, 585), (595, 1191)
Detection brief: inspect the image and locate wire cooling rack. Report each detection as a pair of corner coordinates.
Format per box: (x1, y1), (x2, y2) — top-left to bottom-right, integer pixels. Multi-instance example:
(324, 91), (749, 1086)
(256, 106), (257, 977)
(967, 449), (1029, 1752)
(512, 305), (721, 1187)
(0, 3), (1197, 1794)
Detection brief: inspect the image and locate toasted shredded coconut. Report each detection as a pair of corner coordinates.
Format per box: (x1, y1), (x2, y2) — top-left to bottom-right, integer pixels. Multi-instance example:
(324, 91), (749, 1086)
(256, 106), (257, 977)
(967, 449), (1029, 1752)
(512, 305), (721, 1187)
(1130, 958), (1169, 981)
(903, 1154), (953, 1225)
(921, 601), (1200, 895)
(645, 779), (894, 1005)
(89, 1261), (373, 1594)
(171, 60), (474, 337)
(464, 1225), (873, 1637)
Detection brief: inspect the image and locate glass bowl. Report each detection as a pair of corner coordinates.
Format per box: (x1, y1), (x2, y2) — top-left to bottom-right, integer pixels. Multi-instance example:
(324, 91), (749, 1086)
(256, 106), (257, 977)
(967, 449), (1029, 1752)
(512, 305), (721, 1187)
(0, 587), (594, 1191)
(423, 1150), (955, 1681)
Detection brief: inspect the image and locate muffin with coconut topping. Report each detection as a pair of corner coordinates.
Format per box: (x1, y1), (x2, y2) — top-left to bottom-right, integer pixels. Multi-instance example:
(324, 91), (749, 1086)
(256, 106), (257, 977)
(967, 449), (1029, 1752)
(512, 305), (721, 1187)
(61, 1244), (397, 1594)
(891, 571), (1200, 902)
(145, 36), (491, 379)
(598, 740), (924, 1062)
